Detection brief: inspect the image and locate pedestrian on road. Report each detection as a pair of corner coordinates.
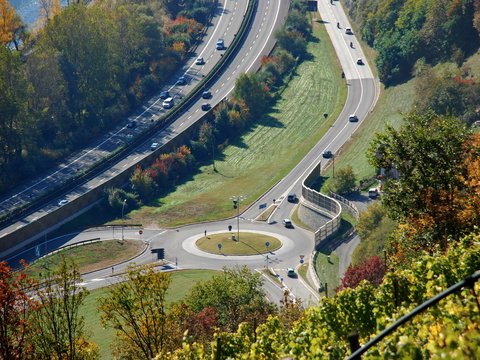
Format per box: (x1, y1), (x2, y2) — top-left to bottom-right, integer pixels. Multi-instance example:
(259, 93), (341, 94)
(112, 266), (114, 274)
(204, 230), (207, 237)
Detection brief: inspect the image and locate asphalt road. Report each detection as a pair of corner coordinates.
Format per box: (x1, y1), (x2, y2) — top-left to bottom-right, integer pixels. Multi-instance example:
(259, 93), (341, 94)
(3, 1), (378, 303)
(0, 0), (289, 253)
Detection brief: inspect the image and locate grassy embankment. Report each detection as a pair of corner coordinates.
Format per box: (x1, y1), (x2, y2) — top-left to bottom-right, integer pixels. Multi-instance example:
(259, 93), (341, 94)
(25, 240), (144, 279)
(124, 19), (346, 227)
(81, 269), (219, 359)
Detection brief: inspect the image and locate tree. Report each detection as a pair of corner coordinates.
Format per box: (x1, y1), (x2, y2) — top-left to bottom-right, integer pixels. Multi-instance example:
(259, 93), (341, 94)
(0, 0), (23, 49)
(99, 264), (172, 359)
(338, 255), (386, 291)
(233, 73), (270, 118)
(130, 166), (157, 200)
(331, 165), (356, 195)
(185, 266), (275, 333)
(367, 111), (472, 248)
(30, 257), (97, 359)
(0, 261), (37, 359)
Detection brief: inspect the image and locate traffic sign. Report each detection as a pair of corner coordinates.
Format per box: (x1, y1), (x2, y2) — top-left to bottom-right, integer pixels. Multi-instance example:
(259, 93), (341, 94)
(300, 259), (305, 264)
(217, 243), (222, 250)
(265, 241), (270, 248)
(139, 230), (143, 235)
(300, 254), (305, 259)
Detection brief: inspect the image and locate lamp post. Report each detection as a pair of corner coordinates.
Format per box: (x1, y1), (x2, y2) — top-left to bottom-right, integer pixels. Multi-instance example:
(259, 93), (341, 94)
(121, 199), (127, 241)
(230, 195), (246, 242)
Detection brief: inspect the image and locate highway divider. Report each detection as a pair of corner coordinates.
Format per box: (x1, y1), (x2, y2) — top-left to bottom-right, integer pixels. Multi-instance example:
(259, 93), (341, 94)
(0, 0), (258, 235)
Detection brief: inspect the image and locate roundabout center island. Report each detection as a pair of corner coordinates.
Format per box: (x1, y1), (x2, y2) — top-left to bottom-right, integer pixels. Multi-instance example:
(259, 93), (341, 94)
(196, 232), (282, 256)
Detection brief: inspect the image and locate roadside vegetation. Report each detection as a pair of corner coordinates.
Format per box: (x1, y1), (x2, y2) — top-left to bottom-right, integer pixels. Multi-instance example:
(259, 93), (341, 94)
(0, 0), (215, 193)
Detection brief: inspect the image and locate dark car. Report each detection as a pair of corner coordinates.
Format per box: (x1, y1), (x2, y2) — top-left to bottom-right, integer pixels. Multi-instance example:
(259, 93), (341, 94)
(202, 91), (212, 99)
(126, 120), (136, 129)
(287, 268), (297, 278)
(201, 103), (211, 111)
(356, 58), (364, 65)
(287, 193), (297, 202)
(160, 90), (169, 99)
(322, 150), (333, 158)
(348, 114), (358, 122)
(176, 76), (187, 85)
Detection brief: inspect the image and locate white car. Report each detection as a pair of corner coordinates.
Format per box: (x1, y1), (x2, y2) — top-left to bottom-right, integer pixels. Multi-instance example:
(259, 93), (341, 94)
(150, 142), (159, 151)
(283, 219), (293, 228)
(195, 57), (204, 65)
(58, 199), (68, 206)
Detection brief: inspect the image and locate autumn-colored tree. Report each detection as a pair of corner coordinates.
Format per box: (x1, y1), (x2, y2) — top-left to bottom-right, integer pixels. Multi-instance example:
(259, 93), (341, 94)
(0, 0), (22, 49)
(0, 261), (37, 360)
(29, 256), (97, 359)
(338, 255), (386, 291)
(39, 0), (61, 24)
(99, 264), (172, 359)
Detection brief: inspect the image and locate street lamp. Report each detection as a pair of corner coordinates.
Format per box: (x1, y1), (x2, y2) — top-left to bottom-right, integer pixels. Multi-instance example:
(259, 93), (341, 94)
(230, 195), (246, 242)
(121, 199), (127, 241)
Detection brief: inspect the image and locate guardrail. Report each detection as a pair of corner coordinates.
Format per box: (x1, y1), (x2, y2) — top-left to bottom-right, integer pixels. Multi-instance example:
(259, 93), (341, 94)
(329, 191), (359, 219)
(0, 0), (258, 230)
(301, 162), (342, 247)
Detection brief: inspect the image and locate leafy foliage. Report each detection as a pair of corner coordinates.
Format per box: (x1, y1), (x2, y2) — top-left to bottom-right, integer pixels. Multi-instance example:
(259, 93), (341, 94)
(344, 0), (480, 85)
(171, 233), (480, 359)
(331, 165), (357, 195)
(338, 255), (386, 291)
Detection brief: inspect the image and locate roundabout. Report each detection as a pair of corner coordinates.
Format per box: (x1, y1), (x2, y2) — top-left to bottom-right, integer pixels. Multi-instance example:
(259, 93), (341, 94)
(195, 231), (281, 256)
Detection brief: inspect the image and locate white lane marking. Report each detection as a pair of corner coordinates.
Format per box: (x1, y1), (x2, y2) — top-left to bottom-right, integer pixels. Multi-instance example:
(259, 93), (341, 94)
(133, 156), (139, 161)
(180, 122), (184, 127)
(122, 164), (128, 168)
(2, 0), (232, 208)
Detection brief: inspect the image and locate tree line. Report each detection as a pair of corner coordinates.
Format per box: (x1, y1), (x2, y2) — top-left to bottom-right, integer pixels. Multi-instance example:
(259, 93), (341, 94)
(343, 0), (480, 85)
(104, 0), (312, 211)
(0, 0), (215, 193)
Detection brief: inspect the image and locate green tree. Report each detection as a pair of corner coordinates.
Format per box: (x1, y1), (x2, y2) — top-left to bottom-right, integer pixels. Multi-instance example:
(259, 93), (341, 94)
(0, 46), (27, 191)
(185, 266), (275, 333)
(331, 165), (356, 195)
(30, 257), (96, 359)
(367, 111), (472, 248)
(232, 73), (270, 118)
(99, 264), (172, 359)
(130, 166), (157, 200)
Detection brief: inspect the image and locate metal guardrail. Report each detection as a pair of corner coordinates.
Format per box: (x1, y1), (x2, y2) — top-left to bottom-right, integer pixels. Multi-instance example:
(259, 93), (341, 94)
(348, 271), (480, 359)
(0, 0), (258, 230)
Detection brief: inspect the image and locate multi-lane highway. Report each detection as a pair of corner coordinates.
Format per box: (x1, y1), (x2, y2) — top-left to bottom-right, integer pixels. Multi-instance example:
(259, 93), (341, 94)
(0, 0), (290, 255)
(3, 1), (378, 302)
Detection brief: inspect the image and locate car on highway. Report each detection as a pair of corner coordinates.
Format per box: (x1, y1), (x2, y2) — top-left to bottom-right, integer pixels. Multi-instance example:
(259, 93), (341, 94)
(283, 218), (293, 228)
(216, 39), (225, 50)
(176, 76), (187, 85)
(201, 103), (211, 111)
(202, 91), (212, 99)
(348, 114), (358, 122)
(195, 57), (204, 65)
(58, 199), (68, 206)
(287, 268), (296, 277)
(160, 90), (170, 99)
(287, 193), (297, 202)
(322, 150), (333, 158)
(150, 142), (159, 151)
(345, 27), (353, 35)
(356, 58), (364, 65)
(126, 120), (136, 129)
(162, 97), (174, 109)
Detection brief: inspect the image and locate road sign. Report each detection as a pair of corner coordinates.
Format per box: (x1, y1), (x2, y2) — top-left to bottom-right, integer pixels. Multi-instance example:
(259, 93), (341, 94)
(217, 243), (222, 250)
(300, 259), (305, 264)
(259, 203), (267, 209)
(265, 241), (270, 248)
(139, 230), (143, 235)
(300, 254), (305, 259)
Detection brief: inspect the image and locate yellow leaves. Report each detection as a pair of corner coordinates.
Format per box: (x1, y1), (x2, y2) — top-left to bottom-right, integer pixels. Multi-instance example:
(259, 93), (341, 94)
(0, 0), (21, 45)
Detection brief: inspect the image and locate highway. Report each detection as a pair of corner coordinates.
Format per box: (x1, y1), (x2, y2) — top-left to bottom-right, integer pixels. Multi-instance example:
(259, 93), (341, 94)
(2, 1), (378, 304)
(0, 0), (289, 254)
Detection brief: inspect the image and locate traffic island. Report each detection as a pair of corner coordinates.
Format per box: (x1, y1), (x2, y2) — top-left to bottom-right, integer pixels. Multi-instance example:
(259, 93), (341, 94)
(195, 232), (282, 256)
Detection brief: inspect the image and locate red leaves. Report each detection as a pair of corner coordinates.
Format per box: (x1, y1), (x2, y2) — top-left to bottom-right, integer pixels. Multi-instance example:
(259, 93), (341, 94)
(339, 256), (386, 291)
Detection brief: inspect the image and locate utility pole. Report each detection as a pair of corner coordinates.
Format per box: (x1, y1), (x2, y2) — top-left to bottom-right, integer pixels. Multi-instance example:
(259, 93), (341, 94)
(121, 199), (127, 241)
(230, 195), (246, 242)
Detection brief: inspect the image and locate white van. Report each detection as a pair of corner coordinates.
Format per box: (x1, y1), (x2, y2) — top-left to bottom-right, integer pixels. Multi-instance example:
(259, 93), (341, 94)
(368, 188), (379, 199)
(162, 97), (174, 109)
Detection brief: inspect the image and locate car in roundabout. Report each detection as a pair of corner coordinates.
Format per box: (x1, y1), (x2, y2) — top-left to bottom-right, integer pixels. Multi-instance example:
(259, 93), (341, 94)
(283, 218), (293, 228)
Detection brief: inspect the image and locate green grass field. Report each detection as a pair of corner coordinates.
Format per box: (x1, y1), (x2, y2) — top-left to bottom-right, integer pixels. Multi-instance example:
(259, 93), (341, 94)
(314, 252), (339, 297)
(25, 240), (144, 279)
(126, 19), (346, 228)
(196, 232), (281, 255)
(81, 269), (219, 359)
